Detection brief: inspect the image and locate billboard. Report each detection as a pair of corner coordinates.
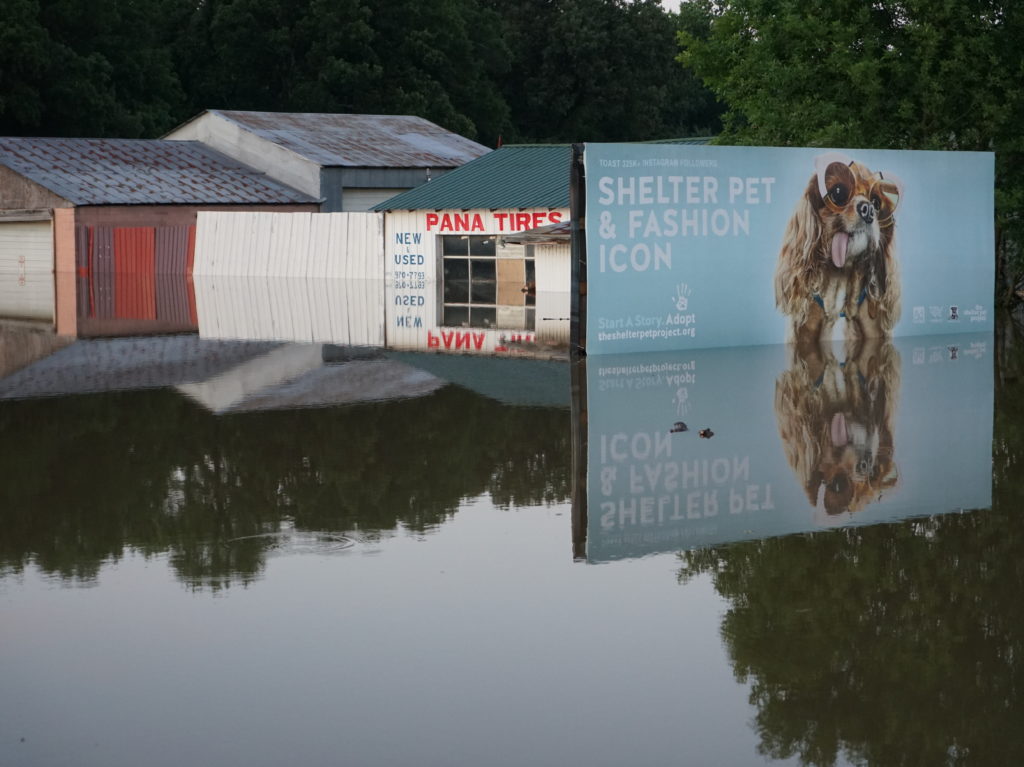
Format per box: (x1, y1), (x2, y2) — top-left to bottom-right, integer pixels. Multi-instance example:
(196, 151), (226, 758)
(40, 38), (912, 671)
(583, 144), (994, 354)
(583, 333), (993, 562)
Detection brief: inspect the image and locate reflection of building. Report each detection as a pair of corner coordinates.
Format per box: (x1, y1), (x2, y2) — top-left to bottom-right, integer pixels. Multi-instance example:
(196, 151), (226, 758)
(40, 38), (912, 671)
(0, 137), (318, 335)
(374, 145), (571, 352)
(0, 332), (445, 411)
(165, 110), (490, 212)
(0, 328), (569, 412)
(503, 220), (572, 346)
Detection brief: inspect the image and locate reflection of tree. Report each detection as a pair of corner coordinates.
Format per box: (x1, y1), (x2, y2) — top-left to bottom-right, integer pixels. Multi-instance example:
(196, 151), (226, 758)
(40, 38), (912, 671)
(0, 383), (570, 590)
(677, 325), (1024, 766)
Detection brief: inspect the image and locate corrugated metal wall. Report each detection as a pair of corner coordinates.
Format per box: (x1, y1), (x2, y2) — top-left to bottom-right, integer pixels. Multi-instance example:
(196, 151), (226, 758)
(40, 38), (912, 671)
(191, 212), (385, 346)
(193, 211), (384, 279)
(192, 276), (385, 347)
(535, 243), (571, 292)
(74, 224), (196, 326)
(114, 227), (156, 320)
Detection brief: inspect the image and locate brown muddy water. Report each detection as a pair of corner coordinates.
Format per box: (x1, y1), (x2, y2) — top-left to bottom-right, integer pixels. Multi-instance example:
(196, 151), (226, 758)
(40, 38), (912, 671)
(1, 317), (1022, 767)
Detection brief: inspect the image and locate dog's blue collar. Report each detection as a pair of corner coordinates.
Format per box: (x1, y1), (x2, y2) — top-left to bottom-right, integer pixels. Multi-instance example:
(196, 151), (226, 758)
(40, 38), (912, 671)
(812, 287), (868, 318)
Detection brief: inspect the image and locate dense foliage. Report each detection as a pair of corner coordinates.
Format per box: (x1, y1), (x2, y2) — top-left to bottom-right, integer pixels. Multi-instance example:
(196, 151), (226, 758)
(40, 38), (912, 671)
(4, 0), (1022, 296)
(677, 0), (1024, 302)
(0, 0), (721, 145)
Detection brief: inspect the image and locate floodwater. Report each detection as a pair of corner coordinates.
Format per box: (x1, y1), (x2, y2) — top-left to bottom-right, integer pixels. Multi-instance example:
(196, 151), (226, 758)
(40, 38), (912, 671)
(1, 315), (1022, 767)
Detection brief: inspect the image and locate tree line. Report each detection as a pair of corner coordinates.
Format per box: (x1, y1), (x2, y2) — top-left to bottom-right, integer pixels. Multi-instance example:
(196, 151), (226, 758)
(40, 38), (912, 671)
(0, 0), (721, 145)
(4, 0), (1022, 296)
(677, 0), (1024, 302)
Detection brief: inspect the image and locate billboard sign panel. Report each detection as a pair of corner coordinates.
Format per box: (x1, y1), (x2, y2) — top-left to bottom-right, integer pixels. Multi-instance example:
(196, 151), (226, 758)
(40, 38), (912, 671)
(583, 144), (994, 354)
(584, 333), (993, 562)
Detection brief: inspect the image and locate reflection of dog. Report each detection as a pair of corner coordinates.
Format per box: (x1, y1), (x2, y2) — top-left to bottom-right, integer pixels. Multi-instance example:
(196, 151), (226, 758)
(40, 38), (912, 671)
(776, 153), (903, 345)
(774, 338), (899, 519)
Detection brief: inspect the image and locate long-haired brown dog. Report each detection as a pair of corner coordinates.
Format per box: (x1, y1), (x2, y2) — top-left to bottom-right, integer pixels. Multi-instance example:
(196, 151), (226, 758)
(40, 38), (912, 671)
(774, 337), (900, 521)
(775, 153), (904, 345)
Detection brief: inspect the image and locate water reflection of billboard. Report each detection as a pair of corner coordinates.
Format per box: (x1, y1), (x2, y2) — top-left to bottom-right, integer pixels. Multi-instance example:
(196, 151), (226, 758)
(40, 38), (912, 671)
(585, 333), (992, 562)
(584, 144), (994, 354)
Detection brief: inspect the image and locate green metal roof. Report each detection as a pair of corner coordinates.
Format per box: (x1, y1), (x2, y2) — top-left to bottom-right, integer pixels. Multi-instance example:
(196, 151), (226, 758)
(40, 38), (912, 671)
(374, 144), (571, 211)
(372, 138), (715, 212)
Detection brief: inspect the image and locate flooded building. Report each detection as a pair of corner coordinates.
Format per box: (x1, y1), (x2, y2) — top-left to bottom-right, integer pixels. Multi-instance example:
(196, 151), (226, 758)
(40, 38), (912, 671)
(164, 110), (490, 212)
(374, 144), (572, 352)
(0, 137), (317, 336)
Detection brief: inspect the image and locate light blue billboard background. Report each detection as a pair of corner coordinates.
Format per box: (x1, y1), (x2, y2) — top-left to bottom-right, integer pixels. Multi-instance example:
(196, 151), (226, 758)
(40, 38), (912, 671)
(584, 143), (995, 354)
(585, 333), (993, 562)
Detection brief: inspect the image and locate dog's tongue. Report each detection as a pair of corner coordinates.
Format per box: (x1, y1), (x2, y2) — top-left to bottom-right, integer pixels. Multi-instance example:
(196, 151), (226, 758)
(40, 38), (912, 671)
(831, 412), (849, 447)
(831, 232), (849, 267)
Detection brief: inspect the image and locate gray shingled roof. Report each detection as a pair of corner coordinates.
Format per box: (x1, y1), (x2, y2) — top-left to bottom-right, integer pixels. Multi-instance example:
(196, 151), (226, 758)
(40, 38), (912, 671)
(0, 137), (319, 205)
(374, 145), (572, 211)
(203, 110), (491, 168)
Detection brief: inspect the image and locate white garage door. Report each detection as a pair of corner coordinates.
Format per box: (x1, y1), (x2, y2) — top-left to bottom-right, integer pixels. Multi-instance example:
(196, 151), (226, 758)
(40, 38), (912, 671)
(0, 219), (54, 322)
(343, 188), (408, 212)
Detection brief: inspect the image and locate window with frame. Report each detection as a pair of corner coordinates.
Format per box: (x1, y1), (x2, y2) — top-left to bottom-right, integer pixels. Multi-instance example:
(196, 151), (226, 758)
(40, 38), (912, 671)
(441, 235), (535, 330)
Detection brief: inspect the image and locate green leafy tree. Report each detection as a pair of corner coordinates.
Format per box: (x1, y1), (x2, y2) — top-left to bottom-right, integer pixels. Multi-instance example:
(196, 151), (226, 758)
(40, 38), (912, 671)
(0, 0), (185, 136)
(365, 0), (512, 145)
(678, 0), (1024, 302)
(494, 0), (721, 142)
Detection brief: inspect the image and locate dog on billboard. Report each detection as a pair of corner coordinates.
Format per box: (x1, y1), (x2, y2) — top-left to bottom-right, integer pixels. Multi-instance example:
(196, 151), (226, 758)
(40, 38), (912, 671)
(775, 152), (904, 344)
(774, 337), (900, 521)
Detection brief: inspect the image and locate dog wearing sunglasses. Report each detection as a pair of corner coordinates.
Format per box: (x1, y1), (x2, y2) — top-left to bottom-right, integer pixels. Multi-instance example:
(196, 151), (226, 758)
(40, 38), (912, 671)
(775, 153), (904, 345)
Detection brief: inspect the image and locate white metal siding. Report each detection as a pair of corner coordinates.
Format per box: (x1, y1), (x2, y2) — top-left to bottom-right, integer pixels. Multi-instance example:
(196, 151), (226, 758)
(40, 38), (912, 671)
(535, 243), (571, 292)
(534, 244), (571, 343)
(192, 276), (385, 347)
(0, 220), (54, 322)
(343, 188), (407, 212)
(194, 211), (383, 279)
(192, 211), (385, 346)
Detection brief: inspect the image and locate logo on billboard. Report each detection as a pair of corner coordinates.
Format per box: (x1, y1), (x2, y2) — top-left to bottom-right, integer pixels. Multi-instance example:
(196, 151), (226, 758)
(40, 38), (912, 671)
(674, 282), (691, 311)
(673, 385), (691, 418)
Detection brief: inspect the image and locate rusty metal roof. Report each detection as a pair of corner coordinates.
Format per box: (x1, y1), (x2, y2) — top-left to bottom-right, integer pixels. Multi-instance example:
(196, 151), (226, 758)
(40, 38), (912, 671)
(502, 220), (572, 244)
(205, 110), (490, 168)
(0, 137), (319, 205)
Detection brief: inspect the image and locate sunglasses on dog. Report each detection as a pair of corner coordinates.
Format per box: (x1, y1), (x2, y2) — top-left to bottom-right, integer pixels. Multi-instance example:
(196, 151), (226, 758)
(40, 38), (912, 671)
(814, 152), (903, 227)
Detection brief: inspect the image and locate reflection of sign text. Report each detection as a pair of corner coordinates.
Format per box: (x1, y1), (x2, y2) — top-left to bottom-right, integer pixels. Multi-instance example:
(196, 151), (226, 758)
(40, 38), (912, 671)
(596, 431), (773, 532)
